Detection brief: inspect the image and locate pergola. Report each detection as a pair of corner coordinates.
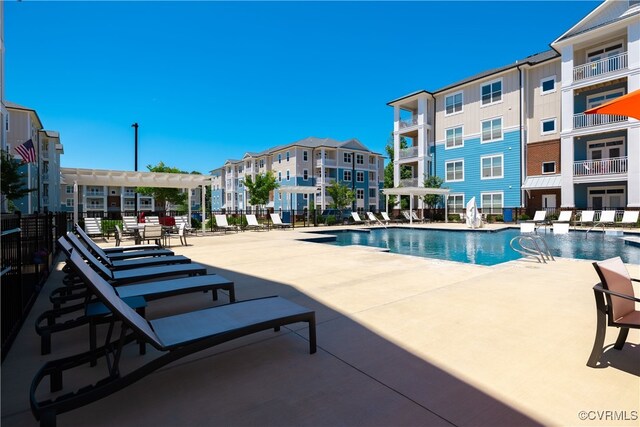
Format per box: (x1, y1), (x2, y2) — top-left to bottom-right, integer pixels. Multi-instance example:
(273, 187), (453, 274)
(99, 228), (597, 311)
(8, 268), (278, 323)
(276, 185), (321, 224)
(382, 187), (451, 225)
(61, 168), (212, 232)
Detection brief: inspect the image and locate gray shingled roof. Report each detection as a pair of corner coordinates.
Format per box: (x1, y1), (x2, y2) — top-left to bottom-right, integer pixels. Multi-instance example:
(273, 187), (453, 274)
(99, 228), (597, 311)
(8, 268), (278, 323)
(5, 101), (35, 111)
(555, 9), (639, 42)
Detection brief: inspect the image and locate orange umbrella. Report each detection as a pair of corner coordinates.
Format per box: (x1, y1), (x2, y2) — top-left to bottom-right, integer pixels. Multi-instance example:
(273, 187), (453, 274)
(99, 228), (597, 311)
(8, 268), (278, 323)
(584, 88), (640, 120)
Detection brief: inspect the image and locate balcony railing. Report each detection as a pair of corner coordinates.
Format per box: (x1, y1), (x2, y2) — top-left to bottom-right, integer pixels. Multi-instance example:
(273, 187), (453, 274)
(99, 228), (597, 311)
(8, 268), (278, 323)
(399, 116), (418, 129)
(398, 146), (419, 160)
(399, 178), (419, 187)
(573, 113), (627, 129)
(315, 158), (337, 167)
(573, 52), (628, 81)
(573, 156), (628, 176)
(316, 177), (336, 186)
(86, 204), (105, 210)
(86, 191), (104, 197)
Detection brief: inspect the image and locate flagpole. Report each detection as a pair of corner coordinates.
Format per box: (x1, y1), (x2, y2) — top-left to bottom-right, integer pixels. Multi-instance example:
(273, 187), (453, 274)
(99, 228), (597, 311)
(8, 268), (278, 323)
(37, 136), (41, 213)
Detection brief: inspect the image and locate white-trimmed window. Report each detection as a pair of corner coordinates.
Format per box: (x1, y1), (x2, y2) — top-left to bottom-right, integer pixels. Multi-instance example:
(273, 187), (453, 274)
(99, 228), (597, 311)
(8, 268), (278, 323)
(356, 154), (364, 165)
(259, 159), (264, 168)
(303, 151), (308, 162)
(481, 192), (503, 214)
(303, 169), (309, 180)
(278, 172), (282, 182)
(286, 170), (290, 181)
(66, 198), (74, 207)
(286, 151), (290, 162)
(445, 160), (464, 182)
(587, 88), (625, 109)
(445, 91), (463, 115)
(481, 79), (502, 105)
(481, 154), (503, 179)
(541, 76), (556, 94)
(542, 162), (556, 174)
(481, 117), (502, 142)
(445, 126), (463, 149)
(344, 170), (352, 181)
(343, 152), (352, 163)
(356, 189), (364, 200)
(369, 188), (376, 198)
(303, 193), (308, 200)
(66, 185), (73, 194)
(369, 171), (375, 181)
(356, 171), (364, 182)
(278, 154), (282, 164)
(278, 192), (282, 201)
(447, 194), (464, 213)
(541, 118), (556, 135)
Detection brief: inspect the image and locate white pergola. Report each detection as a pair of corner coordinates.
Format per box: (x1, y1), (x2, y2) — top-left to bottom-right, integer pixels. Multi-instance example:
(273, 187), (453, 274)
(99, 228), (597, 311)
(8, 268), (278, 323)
(276, 185), (321, 224)
(61, 168), (212, 232)
(382, 187), (451, 225)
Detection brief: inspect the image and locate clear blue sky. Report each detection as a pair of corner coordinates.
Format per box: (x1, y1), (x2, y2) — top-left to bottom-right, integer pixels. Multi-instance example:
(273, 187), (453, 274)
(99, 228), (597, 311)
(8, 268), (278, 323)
(6, 1), (599, 174)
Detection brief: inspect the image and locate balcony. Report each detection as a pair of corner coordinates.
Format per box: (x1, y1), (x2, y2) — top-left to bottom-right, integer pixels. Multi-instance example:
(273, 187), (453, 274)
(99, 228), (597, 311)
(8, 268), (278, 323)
(573, 113), (627, 129)
(86, 204), (105, 210)
(399, 178), (419, 187)
(398, 146), (419, 160)
(315, 158), (337, 167)
(573, 156), (627, 176)
(399, 116), (418, 129)
(573, 52), (627, 82)
(316, 177), (336, 186)
(86, 191), (104, 197)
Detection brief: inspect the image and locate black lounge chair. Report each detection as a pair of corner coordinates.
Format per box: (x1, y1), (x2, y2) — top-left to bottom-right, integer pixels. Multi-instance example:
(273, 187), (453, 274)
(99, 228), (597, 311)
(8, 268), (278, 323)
(31, 250), (316, 427)
(587, 257), (640, 368)
(75, 225), (174, 260)
(67, 233), (190, 270)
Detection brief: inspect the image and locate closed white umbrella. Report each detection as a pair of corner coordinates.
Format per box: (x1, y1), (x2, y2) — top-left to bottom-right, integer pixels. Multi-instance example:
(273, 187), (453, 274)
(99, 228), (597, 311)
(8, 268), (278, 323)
(466, 197), (482, 229)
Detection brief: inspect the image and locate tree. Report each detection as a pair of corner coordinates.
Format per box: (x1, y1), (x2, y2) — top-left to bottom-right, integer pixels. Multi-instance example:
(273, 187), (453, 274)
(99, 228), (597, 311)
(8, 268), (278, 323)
(243, 171), (279, 209)
(136, 162), (188, 210)
(422, 175), (445, 208)
(383, 133), (412, 209)
(326, 181), (355, 212)
(1, 150), (33, 210)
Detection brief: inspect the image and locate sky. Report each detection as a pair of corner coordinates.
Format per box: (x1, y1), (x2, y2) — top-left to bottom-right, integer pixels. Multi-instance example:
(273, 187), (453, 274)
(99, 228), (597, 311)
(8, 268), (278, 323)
(5, 0), (600, 175)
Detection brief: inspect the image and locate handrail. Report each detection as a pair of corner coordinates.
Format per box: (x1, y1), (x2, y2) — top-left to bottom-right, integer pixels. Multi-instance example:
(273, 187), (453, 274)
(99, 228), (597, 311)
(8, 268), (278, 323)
(510, 235), (555, 264)
(1, 227), (21, 237)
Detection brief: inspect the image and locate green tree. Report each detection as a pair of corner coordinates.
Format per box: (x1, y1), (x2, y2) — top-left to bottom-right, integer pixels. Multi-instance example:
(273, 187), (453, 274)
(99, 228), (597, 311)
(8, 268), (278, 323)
(243, 171), (279, 209)
(136, 162), (188, 210)
(326, 181), (355, 212)
(422, 175), (445, 208)
(383, 133), (412, 209)
(1, 150), (33, 209)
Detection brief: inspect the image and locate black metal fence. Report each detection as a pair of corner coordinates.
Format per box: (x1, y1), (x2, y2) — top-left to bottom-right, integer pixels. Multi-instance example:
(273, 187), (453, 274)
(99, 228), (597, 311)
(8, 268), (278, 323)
(1, 212), (68, 362)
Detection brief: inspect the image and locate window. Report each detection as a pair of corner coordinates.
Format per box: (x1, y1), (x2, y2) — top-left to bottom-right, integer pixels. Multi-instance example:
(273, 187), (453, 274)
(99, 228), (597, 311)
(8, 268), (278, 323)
(277, 154), (282, 164)
(303, 169), (309, 180)
(481, 117), (502, 142)
(278, 192), (282, 201)
(481, 192), (503, 214)
(447, 194), (464, 213)
(227, 167), (231, 173)
(303, 193), (308, 200)
(303, 151), (308, 162)
(66, 185), (73, 194)
(286, 151), (290, 162)
(445, 160), (464, 182)
(541, 76), (556, 94)
(542, 162), (556, 174)
(343, 152), (352, 163)
(541, 118), (556, 135)
(481, 155), (503, 179)
(5, 112), (9, 132)
(356, 154), (364, 165)
(343, 170), (352, 181)
(369, 188), (376, 198)
(445, 91), (463, 115)
(356, 189), (364, 200)
(356, 171), (364, 182)
(369, 171), (375, 181)
(66, 198), (74, 207)
(445, 126), (463, 149)
(278, 172), (282, 182)
(259, 159), (264, 168)
(481, 79), (502, 105)
(286, 170), (290, 181)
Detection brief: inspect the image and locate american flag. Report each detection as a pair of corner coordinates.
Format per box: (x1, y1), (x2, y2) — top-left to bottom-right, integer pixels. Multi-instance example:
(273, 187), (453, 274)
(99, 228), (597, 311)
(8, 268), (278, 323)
(14, 139), (36, 163)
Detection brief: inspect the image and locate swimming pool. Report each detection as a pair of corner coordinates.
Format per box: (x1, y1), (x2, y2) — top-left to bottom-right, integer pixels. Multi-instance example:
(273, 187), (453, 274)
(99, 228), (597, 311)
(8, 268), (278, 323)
(311, 228), (640, 266)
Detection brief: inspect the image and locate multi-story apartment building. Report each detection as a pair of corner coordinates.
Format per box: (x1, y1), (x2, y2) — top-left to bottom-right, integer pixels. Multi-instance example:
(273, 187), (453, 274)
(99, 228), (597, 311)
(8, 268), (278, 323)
(389, 0), (639, 215)
(552, 0), (639, 210)
(211, 137), (385, 213)
(59, 183), (155, 216)
(4, 102), (64, 213)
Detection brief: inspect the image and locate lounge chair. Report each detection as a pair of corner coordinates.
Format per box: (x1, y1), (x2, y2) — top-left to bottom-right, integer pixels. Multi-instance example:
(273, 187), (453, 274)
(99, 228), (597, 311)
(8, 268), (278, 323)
(401, 211), (412, 222)
(587, 257), (640, 367)
(575, 210), (595, 228)
(527, 210), (548, 226)
(214, 214), (239, 233)
(77, 225), (175, 261)
(367, 212), (384, 226)
(381, 212), (401, 224)
(594, 210), (616, 228)
(31, 250), (316, 427)
(351, 212), (365, 225)
(554, 210), (572, 223)
(67, 233), (190, 270)
(83, 217), (104, 240)
(619, 210), (639, 228)
(245, 214), (267, 231)
(551, 211), (572, 234)
(270, 213), (292, 229)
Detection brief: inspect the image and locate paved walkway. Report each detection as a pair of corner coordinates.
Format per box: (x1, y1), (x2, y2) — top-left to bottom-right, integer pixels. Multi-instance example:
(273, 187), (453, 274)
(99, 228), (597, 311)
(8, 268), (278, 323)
(2, 225), (639, 426)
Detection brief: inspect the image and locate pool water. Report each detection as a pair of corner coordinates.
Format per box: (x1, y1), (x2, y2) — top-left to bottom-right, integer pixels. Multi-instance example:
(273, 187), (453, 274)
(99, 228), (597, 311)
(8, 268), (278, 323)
(314, 228), (640, 266)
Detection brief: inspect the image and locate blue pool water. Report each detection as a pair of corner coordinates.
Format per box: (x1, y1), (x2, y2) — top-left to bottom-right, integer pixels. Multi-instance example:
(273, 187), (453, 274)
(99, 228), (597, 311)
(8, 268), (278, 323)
(313, 228), (640, 266)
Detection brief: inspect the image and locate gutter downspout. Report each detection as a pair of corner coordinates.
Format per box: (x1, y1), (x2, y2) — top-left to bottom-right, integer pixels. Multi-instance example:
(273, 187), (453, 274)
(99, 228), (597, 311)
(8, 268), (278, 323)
(517, 63), (525, 212)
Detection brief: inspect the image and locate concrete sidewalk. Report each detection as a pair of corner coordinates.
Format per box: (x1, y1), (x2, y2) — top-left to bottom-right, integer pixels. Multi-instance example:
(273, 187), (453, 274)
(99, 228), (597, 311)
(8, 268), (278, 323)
(2, 227), (639, 426)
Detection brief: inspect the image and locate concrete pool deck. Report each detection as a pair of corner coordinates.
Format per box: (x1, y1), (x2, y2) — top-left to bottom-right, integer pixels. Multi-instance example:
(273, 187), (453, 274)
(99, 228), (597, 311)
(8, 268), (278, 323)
(2, 224), (639, 426)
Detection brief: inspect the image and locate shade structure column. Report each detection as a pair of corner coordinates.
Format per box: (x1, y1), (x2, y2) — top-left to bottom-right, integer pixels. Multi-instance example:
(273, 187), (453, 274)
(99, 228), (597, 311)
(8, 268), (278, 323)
(73, 181), (79, 226)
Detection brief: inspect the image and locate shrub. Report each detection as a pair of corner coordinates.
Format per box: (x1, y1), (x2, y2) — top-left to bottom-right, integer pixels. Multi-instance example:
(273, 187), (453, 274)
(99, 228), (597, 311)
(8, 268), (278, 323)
(518, 214), (530, 221)
(205, 217), (216, 230)
(448, 214), (461, 222)
(102, 219), (122, 234)
(325, 215), (337, 226)
(494, 215), (503, 222)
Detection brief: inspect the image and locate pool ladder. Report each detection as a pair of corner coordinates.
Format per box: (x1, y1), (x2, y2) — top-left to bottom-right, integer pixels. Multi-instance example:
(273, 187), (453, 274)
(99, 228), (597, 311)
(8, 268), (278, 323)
(509, 235), (555, 264)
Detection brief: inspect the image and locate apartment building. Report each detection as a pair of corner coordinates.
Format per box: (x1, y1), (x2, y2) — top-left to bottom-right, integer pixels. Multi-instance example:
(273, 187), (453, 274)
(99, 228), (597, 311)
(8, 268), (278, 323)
(388, 0), (639, 214)
(211, 137), (385, 213)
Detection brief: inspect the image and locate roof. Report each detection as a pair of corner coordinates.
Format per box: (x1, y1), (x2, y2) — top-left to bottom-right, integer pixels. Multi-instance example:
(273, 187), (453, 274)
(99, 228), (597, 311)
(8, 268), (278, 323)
(521, 175), (562, 190)
(6, 100), (44, 128)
